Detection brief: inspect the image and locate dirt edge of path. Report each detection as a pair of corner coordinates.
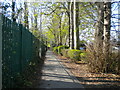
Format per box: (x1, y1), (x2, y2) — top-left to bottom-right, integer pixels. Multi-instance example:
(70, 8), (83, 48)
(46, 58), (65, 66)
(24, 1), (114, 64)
(56, 54), (120, 88)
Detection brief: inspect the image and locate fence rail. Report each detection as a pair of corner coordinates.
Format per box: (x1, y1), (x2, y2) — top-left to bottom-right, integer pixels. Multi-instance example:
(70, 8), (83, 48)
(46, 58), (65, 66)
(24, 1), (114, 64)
(2, 15), (46, 88)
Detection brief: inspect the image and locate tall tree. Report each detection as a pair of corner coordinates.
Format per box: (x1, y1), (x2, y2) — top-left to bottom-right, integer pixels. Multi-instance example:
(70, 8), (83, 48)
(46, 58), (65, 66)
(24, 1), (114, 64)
(18, 3), (23, 24)
(24, 2), (29, 29)
(67, 2), (71, 47)
(12, 0), (16, 22)
(117, 2), (120, 72)
(58, 14), (62, 45)
(74, 1), (80, 49)
(95, 2), (104, 48)
(94, 2), (104, 66)
(70, 1), (74, 49)
(103, 2), (111, 72)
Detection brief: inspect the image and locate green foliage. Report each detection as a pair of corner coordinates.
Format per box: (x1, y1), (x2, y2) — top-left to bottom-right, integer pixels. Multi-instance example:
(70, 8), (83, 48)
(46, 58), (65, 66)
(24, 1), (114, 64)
(57, 45), (69, 54)
(67, 49), (81, 61)
(53, 45), (69, 54)
(61, 49), (87, 63)
(80, 40), (87, 44)
(53, 47), (58, 53)
(80, 52), (86, 57)
(61, 49), (69, 57)
(29, 61), (36, 66)
(24, 80), (32, 86)
(42, 2), (69, 45)
(80, 51), (87, 62)
(61, 49), (87, 62)
(34, 14), (38, 17)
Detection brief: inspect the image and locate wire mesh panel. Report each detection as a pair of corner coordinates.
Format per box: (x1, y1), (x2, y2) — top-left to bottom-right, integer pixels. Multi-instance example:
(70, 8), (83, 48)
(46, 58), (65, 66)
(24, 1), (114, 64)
(2, 16), (46, 88)
(2, 15), (13, 88)
(21, 27), (33, 70)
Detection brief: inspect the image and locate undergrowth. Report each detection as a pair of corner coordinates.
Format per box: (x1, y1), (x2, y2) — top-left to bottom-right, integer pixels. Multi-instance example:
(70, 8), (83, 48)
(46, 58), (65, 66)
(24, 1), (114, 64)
(86, 43), (120, 74)
(13, 56), (45, 88)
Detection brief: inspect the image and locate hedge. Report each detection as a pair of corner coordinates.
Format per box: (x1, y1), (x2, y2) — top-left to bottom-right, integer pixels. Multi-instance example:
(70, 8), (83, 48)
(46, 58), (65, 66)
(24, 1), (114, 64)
(61, 49), (69, 57)
(67, 49), (81, 61)
(80, 51), (87, 61)
(53, 47), (58, 53)
(53, 45), (69, 54)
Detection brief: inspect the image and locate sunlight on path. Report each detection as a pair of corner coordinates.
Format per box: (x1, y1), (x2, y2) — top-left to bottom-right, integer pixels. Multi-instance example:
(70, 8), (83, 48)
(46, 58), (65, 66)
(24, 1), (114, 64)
(37, 50), (84, 89)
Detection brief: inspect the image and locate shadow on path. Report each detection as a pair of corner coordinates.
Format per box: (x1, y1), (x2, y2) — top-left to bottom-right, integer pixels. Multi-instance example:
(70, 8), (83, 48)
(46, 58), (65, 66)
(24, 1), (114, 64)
(37, 51), (84, 89)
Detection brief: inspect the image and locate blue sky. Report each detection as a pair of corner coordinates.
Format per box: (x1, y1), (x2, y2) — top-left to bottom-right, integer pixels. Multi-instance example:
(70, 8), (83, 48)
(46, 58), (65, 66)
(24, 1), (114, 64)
(111, 2), (120, 40)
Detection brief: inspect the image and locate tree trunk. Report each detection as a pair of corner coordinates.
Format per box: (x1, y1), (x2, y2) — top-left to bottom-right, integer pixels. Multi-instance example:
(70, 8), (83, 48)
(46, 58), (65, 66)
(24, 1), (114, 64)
(18, 3), (23, 24)
(94, 2), (104, 67)
(74, 1), (79, 49)
(70, 1), (74, 49)
(94, 2), (106, 71)
(76, 2), (80, 50)
(12, 1), (16, 22)
(34, 9), (38, 31)
(68, 2), (70, 47)
(24, 2), (29, 29)
(59, 17), (62, 45)
(103, 2), (111, 72)
(73, 0), (76, 49)
(95, 2), (104, 48)
(118, 2), (120, 74)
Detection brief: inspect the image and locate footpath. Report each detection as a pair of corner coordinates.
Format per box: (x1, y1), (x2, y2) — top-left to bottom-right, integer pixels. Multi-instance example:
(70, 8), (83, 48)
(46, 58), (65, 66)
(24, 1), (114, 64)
(37, 50), (84, 89)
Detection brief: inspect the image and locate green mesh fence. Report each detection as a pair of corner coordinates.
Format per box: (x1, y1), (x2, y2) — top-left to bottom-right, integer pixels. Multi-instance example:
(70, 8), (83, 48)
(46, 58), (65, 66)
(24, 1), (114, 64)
(2, 16), (46, 88)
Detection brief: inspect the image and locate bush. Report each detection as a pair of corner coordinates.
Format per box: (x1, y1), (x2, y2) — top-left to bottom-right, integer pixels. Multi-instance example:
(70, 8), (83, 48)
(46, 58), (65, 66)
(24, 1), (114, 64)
(80, 51), (87, 61)
(53, 47), (58, 53)
(53, 45), (69, 54)
(67, 49), (81, 61)
(58, 45), (69, 54)
(108, 52), (119, 73)
(86, 43), (120, 73)
(61, 49), (69, 57)
(86, 43), (107, 73)
(61, 49), (87, 63)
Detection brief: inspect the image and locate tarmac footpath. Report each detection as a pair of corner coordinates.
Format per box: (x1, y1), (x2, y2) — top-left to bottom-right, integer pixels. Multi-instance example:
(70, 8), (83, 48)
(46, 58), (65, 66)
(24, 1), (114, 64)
(38, 50), (84, 90)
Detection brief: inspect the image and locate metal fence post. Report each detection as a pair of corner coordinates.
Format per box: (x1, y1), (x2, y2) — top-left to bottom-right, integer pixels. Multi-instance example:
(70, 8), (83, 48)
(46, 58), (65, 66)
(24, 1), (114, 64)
(0, 14), (2, 89)
(19, 24), (22, 72)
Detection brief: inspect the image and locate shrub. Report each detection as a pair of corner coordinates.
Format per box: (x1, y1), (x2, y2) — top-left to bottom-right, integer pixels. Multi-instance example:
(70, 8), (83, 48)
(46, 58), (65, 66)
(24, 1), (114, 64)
(58, 46), (64, 54)
(64, 45), (69, 49)
(61, 49), (69, 57)
(108, 52), (119, 73)
(80, 51), (87, 61)
(67, 49), (81, 61)
(86, 43), (107, 73)
(86, 43), (120, 73)
(61, 49), (87, 63)
(53, 47), (58, 53)
(58, 45), (69, 54)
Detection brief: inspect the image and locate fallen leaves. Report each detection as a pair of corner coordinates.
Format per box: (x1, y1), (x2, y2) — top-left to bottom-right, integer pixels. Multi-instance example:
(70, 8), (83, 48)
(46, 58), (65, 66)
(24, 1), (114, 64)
(57, 55), (120, 88)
